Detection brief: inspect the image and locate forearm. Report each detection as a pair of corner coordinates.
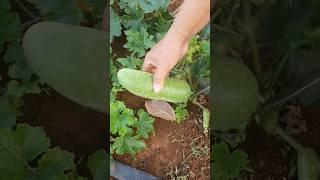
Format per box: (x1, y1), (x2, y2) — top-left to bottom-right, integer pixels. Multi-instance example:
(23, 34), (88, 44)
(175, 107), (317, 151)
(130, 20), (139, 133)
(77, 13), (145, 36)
(167, 0), (210, 41)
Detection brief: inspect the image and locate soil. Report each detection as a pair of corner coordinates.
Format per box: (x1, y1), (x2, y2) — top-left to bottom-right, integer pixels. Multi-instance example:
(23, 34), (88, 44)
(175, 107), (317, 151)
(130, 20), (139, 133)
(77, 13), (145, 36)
(240, 122), (290, 179)
(239, 105), (320, 179)
(114, 92), (210, 179)
(18, 91), (107, 178)
(294, 107), (320, 154)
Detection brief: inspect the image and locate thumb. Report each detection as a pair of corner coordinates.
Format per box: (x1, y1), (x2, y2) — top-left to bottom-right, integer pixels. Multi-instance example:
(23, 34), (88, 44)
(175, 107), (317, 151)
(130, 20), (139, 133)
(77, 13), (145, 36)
(153, 68), (168, 93)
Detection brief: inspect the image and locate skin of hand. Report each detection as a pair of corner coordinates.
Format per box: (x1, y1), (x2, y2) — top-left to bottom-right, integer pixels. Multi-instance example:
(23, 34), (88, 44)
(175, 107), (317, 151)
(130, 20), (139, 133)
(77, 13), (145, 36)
(142, 0), (210, 93)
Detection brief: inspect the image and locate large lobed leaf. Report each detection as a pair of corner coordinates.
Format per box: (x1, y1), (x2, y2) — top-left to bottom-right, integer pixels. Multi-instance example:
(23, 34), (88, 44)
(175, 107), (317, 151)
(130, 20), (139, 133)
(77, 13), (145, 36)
(134, 109), (155, 139)
(88, 150), (109, 180)
(110, 9), (121, 42)
(211, 142), (248, 180)
(124, 28), (155, 58)
(0, 124), (77, 179)
(0, 0), (20, 52)
(0, 95), (17, 128)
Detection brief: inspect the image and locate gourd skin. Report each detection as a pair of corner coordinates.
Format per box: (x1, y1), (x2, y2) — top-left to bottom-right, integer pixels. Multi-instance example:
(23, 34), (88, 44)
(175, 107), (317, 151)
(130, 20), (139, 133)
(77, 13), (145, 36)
(117, 68), (192, 103)
(23, 21), (108, 113)
(212, 58), (260, 131)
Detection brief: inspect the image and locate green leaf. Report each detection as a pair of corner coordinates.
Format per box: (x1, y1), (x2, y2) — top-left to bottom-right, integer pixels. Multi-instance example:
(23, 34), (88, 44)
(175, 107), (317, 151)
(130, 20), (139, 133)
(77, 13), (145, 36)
(124, 28), (155, 58)
(118, 0), (140, 11)
(211, 142), (248, 180)
(110, 100), (136, 136)
(7, 80), (26, 98)
(116, 56), (143, 70)
(5, 44), (33, 81)
(110, 9), (122, 42)
(175, 103), (188, 124)
(0, 95), (17, 128)
(0, 124), (76, 180)
(26, 0), (83, 24)
(112, 135), (146, 157)
(0, 0), (20, 51)
(138, 0), (170, 13)
(32, 147), (75, 180)
(88, 150), (108, 180)
(154, 15), (171, 34)
(134, 109), (154, 139)
(0, 124), (50, 179)
(121, 8), (146, 31)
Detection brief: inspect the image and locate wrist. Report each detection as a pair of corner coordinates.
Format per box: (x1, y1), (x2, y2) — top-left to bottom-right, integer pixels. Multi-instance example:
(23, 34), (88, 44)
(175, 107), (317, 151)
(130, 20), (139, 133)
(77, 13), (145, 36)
(165, 26), (191, 46)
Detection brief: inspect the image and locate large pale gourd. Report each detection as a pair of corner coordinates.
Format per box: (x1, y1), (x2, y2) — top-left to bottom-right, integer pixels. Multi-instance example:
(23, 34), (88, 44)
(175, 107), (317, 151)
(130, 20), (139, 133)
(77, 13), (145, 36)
(23, 21), (107, 113)
(212, 58), (260, 131)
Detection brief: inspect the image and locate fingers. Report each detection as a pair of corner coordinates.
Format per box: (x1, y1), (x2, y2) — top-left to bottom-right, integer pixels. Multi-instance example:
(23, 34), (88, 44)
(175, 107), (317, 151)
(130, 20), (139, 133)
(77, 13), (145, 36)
(142, 53), (155, 73)
(153, 68), (168, 93)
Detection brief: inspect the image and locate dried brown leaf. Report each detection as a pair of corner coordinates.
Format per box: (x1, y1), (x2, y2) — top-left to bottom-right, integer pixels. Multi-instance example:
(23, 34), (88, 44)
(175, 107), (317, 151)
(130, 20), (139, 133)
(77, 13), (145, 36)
(145, 100), (176, 121)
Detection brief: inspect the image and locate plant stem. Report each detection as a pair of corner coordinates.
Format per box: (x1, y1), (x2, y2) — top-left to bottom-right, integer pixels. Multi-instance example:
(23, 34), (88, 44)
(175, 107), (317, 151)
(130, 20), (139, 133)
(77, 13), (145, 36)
(243, 2), (263, 90)
(249, 31), (263, 89)
(275, 125), (304, 152)
(12, 0), (37, 20)
(190, 86), (210, 101)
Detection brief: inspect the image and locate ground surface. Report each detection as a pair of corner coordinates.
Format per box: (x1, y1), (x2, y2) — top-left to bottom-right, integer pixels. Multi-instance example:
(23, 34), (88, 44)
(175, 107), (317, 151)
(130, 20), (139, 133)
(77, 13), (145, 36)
(240, 105), (320, 179)
(114, 92), (210, 179)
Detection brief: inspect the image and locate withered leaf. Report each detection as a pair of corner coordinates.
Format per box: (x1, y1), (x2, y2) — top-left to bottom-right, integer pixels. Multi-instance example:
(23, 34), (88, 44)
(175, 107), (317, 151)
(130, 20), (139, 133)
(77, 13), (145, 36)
(145, 100), (176, 121)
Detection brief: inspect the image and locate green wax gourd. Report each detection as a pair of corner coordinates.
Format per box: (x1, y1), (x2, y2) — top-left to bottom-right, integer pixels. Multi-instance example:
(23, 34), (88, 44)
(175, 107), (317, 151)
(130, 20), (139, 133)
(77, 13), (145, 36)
(23, 21), (108, 113)
(117, 68), (192, 103)
(212, 58), (260, 131)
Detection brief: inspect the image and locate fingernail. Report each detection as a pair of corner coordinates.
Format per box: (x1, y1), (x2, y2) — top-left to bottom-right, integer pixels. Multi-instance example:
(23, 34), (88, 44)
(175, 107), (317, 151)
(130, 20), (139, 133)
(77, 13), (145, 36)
(154, 84), (161, 93)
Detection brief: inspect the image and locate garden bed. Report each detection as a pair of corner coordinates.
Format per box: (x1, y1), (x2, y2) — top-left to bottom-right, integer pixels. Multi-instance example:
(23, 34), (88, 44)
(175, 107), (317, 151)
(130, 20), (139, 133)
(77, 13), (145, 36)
(114, 92), (210, 179)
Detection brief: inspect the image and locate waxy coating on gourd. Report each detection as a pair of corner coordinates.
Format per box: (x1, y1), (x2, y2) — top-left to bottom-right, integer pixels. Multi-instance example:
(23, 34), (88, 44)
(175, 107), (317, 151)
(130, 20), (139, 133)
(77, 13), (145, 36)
(117, 68), (192, 103)
(212, 58), (260, 131)
(23, 21), (108, 113)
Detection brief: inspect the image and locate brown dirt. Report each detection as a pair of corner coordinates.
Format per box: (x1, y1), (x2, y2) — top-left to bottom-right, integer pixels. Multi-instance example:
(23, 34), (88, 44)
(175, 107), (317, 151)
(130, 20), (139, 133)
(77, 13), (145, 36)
(168, 0), (184, 15)
(294, 107), (320, 154)
(18, 92), (107, 178)
(240, 105), (320, 179)
(240, 122), (290, 179)
(114, 92), (210, 179)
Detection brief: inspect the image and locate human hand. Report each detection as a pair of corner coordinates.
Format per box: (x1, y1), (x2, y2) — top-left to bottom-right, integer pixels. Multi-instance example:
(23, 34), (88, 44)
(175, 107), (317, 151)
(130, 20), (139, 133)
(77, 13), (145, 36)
(142, 29), (189, 93)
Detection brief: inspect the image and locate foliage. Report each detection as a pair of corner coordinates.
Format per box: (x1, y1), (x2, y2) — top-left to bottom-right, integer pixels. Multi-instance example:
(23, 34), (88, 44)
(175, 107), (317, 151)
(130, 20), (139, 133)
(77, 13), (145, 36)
(88, 150), (109, 180)
(0, 0), (20, 53)
(1, 1), (109, 180)
(0, 0), (43, 128)
(175, 103), (188, 124)
(212, 0), (320, 178)
(111, 0), (210, 91)
(0, 124), (77, 179)
(211, 142), (248, 180)
(110, 97), (154, 157)
(110, 0), (210, 158)
(123, 28), (155, 58)
(110, 8), (122, 42)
